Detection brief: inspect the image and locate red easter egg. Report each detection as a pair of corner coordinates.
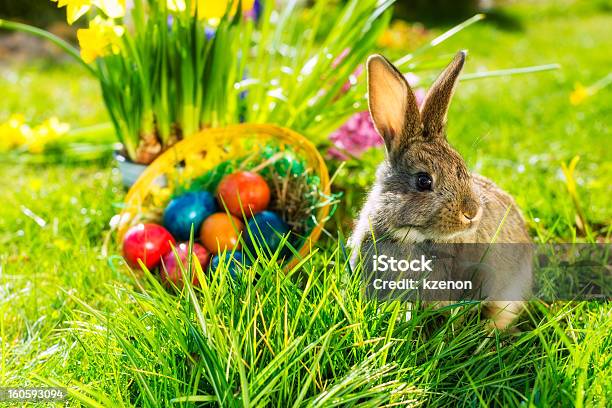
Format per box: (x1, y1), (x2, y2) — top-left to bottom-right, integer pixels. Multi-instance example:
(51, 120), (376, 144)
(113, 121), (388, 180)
(160, 242), (210, 287)
(122, 223), (175, 269)
(200, 212), (244, 254)
(217, 171), (270, 218)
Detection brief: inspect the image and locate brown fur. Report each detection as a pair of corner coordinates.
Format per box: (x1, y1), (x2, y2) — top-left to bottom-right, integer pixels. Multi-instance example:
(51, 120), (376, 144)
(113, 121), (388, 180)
(350, 52), (532, 329)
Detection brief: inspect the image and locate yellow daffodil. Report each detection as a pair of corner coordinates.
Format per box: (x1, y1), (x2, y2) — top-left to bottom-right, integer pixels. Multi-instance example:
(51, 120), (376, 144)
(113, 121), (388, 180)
(27, 117), (70, 154)
(53, 238), (72, 251)
(42, 116), (71, 135)
(77, 16), (125, 63)
(95, 0), (126, 18)
(167, 0), (186, 12)
(28, 178), (43, 192)
(570, 73), (612, 105)
(199, 0), (255, 20)
(167, 0), (255, 20)
(570, 83), (589, 105)
(51, 0), (125, 25)
(0, 115), (71, 154)
(28, 139), (45, 154)
(51, 0), (92, 25)
(0, 114), (31, 152)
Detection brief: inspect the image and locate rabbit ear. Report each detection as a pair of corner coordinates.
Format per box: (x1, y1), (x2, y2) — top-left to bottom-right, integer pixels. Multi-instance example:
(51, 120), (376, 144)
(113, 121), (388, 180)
(367, 54), (421, 155)
(420, 51), (466, 138)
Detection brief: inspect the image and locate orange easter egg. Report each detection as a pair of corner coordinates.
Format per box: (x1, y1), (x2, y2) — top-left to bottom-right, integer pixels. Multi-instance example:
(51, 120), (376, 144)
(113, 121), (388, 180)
(217, 171), (270, 218)
(200, 212), (244, 254)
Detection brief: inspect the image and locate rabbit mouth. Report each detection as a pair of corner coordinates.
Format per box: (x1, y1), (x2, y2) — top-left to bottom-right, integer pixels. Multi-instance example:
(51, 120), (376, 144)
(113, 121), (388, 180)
(433, 219), (481, 240)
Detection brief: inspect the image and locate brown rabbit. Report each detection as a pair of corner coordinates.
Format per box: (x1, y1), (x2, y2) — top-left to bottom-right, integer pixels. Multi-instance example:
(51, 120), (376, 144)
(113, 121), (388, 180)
(349, 51), (532, 329)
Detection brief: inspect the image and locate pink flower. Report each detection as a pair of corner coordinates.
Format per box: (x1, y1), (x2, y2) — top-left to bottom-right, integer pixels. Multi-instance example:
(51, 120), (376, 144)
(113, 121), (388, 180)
(328, 111), (383, 160)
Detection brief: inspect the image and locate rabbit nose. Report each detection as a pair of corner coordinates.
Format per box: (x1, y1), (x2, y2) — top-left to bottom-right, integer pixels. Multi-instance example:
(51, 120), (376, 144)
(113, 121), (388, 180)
(461, 198), (481, 223)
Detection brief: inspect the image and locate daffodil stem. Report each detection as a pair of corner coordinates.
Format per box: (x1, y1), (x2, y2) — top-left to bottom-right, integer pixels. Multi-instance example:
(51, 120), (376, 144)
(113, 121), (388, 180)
(460, 64), (560, 81)
(394, 14), (485, 68)
(64, 122), (115, 143)
(0, 19), (97, 77)
(589, 72), (612, 93)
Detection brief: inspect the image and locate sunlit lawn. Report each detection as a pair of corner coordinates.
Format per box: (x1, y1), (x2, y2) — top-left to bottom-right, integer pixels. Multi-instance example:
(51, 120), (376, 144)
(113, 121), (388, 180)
(1, 2), (610, 406)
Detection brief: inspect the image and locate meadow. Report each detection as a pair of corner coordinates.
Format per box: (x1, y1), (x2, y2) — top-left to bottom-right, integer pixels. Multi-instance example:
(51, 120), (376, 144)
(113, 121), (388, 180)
(1, 1), (610, 406)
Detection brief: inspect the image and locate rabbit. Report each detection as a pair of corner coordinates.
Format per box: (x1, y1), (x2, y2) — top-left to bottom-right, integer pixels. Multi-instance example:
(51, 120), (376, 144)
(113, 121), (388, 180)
(349, 51), (532, 330)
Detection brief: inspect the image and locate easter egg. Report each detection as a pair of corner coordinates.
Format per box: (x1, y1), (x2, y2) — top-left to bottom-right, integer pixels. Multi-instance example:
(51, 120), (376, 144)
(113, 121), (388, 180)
(123, 223), (175, 269)
(217, 171), (270, 218)
(200, 212), (244, 254)
(163, 191), (217, 241)
(210, 251), (246, 280)
(243, 211), (289, 256)
(160, 243), (210, 287)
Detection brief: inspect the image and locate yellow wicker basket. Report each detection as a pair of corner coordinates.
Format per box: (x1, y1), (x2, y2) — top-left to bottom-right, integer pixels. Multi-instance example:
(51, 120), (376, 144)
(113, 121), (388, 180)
(117, 123), (331, 271)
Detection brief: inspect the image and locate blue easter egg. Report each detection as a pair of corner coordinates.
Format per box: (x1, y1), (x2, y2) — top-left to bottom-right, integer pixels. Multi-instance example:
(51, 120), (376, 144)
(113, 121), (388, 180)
(244, 211), (289, 256)
(163, 191), (217, 241)
(210, 251), (246, 280)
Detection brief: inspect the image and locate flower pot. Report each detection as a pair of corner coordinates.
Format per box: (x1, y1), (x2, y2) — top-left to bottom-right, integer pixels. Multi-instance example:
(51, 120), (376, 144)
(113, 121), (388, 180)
(114, 151), (148, 188)
(115, 151), (168, 188)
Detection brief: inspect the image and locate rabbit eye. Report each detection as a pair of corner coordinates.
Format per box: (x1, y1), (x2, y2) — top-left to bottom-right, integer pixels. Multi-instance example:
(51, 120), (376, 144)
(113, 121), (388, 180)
(416, 172), (433, 191)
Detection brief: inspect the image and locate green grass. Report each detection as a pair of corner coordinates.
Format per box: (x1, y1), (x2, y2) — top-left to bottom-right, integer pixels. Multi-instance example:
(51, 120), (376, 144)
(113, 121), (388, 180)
(1, 1), (611, 406)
